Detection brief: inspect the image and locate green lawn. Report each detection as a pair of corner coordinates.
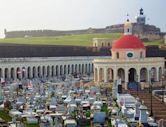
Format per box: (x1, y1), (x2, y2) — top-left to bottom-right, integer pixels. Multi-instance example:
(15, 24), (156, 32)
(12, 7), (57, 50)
(0, 33), (163, 46)
(144, 40), (163, 46)
(0, 33), (122, 46)
(0, 110), (12, 122)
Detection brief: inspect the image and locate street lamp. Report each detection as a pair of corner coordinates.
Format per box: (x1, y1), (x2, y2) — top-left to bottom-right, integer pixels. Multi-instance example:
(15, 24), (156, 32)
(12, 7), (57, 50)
(149, 70), (153, 116)
(162, 74), (165, 103)
(136, 74), (138, 96)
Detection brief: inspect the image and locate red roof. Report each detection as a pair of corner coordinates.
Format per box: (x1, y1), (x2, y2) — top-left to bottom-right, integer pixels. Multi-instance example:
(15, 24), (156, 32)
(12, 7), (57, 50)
(112, 35), (145, 49)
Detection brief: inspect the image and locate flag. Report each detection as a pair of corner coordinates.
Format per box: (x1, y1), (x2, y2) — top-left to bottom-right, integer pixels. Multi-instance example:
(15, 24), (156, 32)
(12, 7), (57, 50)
(22, 68), (26, 72)
(17, 70), (22, 74)
(27, 80), (32, 89)
(0, 78), (5, 84)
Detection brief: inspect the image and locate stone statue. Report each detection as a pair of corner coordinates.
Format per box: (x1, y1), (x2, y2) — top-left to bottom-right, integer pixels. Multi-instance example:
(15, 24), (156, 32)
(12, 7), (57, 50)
(140, 8), (144, 15)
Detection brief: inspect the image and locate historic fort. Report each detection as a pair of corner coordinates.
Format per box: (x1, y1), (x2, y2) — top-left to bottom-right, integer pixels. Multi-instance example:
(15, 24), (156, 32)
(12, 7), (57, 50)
(4, 9), (163, 41)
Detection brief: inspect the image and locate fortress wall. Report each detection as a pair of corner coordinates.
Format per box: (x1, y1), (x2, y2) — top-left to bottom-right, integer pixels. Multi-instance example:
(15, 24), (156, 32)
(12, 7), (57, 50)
(0, 44), (111, 58)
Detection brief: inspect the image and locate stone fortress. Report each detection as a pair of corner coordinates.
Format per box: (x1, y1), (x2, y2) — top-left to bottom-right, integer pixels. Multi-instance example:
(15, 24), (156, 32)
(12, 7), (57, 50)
(106, 8), (161, 41)
(4, 9), (162, 41)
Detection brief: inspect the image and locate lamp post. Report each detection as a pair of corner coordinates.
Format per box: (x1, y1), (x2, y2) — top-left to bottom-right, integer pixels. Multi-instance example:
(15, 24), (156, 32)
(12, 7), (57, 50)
(136, 74), (138, 96)
(149, 70), (153, 116)
(162, 74), (165, 103)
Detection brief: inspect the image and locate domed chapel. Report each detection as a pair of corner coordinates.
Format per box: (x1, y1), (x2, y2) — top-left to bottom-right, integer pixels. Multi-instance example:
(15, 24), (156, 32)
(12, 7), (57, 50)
(93, 18), (165, 90)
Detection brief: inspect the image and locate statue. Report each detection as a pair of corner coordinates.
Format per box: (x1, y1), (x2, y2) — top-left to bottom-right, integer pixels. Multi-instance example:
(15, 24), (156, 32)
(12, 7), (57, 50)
(140, 8), (144, 15)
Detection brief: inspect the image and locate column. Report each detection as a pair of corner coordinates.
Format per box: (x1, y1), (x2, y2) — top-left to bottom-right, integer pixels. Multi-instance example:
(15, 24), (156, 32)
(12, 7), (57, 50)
(70, 65), (72, 74)
(11, 68), (16, 80)
(136, 68), (140, 82)
(24, 68), (27, 79)
(39, 67), (42, 77)
(2, 68), (4, 79)
(125, 68), (129, 90)
(113, 68), (117, 81)
(56, 65), (60, 77)
(147, 67), (150, 82)
(156, 67), (159, 82)
(7, 69), (10, 80)
(49, 67), (52, 77)
(34, 67), (37, 78)
(104, 68), (108, 82)
(97, 67), (100, 82)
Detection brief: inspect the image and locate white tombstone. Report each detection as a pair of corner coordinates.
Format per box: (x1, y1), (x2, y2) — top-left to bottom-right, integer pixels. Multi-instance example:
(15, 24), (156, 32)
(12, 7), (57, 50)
(134, 97), (141, 120)
(139, 105), (148, 124)
(112, 80), (118, 99)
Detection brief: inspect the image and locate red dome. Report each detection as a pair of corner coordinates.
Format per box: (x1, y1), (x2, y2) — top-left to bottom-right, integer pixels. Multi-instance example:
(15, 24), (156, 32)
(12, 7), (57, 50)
(112, 35), (145, 49)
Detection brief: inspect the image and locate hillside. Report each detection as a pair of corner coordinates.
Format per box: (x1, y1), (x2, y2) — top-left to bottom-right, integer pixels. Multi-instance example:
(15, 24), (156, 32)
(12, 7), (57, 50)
(0, 33), (163, 46)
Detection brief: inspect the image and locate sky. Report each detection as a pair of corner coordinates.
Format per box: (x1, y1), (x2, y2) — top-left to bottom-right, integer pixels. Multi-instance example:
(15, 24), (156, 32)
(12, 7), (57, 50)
(0, 0), (165, 37)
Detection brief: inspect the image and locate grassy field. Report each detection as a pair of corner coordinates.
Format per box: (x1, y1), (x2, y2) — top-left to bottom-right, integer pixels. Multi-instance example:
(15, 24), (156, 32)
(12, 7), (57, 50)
(0, 33), (163, 46)
(0, 33), (122, 46)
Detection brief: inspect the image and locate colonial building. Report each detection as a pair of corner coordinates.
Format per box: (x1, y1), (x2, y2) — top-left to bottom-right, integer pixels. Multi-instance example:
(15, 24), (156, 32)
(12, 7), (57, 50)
(0, 56), (98, 81)
(106, 8), (161, 41)
(93, 19), (165, 90)
(92, 38), (113, 48)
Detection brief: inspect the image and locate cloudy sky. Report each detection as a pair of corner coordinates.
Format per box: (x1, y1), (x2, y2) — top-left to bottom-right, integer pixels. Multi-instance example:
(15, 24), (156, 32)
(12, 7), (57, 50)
(0, 0), (165, 37)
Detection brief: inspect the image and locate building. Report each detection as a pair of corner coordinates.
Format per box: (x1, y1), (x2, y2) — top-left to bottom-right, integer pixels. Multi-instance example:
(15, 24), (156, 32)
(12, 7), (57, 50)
(92, 38), (113, 48)
(164, 35), (166, 44)
(93, 19), (165, 90)
(106, 8), (161, 41)
(0, 57), (98, 81)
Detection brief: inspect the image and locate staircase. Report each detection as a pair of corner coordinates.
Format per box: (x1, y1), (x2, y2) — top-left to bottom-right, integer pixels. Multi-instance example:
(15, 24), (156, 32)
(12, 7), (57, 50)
(129, 90), (166, 126)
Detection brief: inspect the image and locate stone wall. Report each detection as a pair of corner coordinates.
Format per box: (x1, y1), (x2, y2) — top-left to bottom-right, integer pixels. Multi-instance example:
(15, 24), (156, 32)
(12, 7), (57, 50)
(0, 44), (111, 58)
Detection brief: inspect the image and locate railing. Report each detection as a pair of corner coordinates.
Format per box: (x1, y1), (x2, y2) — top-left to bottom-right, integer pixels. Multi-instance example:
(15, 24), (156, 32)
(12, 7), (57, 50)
(93, 57), (165, 63)
(0, 56), (110, 63)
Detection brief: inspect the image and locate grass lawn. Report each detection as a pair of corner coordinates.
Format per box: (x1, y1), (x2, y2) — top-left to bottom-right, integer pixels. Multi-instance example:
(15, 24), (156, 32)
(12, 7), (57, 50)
(144, 40), (163, 46)
(0, 110), (12, 122)
(0, 33), (122, 46)
(0, 33), (162, 47)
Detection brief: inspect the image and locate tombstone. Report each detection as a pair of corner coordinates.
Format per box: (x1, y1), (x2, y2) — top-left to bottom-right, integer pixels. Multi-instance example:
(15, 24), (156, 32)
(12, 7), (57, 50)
(117, 78), (122, 94)
(139, 105), (148, 126)
(112, 80), (117, 99)
(158, 119), (164, 127)
(135, 98), (141, 120)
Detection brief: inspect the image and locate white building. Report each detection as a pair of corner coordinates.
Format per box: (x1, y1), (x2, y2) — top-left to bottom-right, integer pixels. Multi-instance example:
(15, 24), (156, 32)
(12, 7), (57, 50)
(0, 56), (100, 81)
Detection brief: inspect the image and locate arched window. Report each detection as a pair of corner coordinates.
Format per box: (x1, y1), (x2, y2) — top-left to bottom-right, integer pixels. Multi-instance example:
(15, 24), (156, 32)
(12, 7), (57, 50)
(127, 28), (130, 33)
(108, 43), (110, 47)
(140, 51), (143, 58)
(116, 52), (119, 59)
(102, 43), (104, 47)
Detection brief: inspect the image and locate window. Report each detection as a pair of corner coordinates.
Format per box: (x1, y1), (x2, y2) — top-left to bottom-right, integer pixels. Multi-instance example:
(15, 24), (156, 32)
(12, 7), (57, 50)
(102, 43), (104, 47)
(127, 29), (130, 33)
(140, 51), (143, 58)
(126, 51), (134, 59)
(108, 43), (110, 47)
(116, 52), (119, 59)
